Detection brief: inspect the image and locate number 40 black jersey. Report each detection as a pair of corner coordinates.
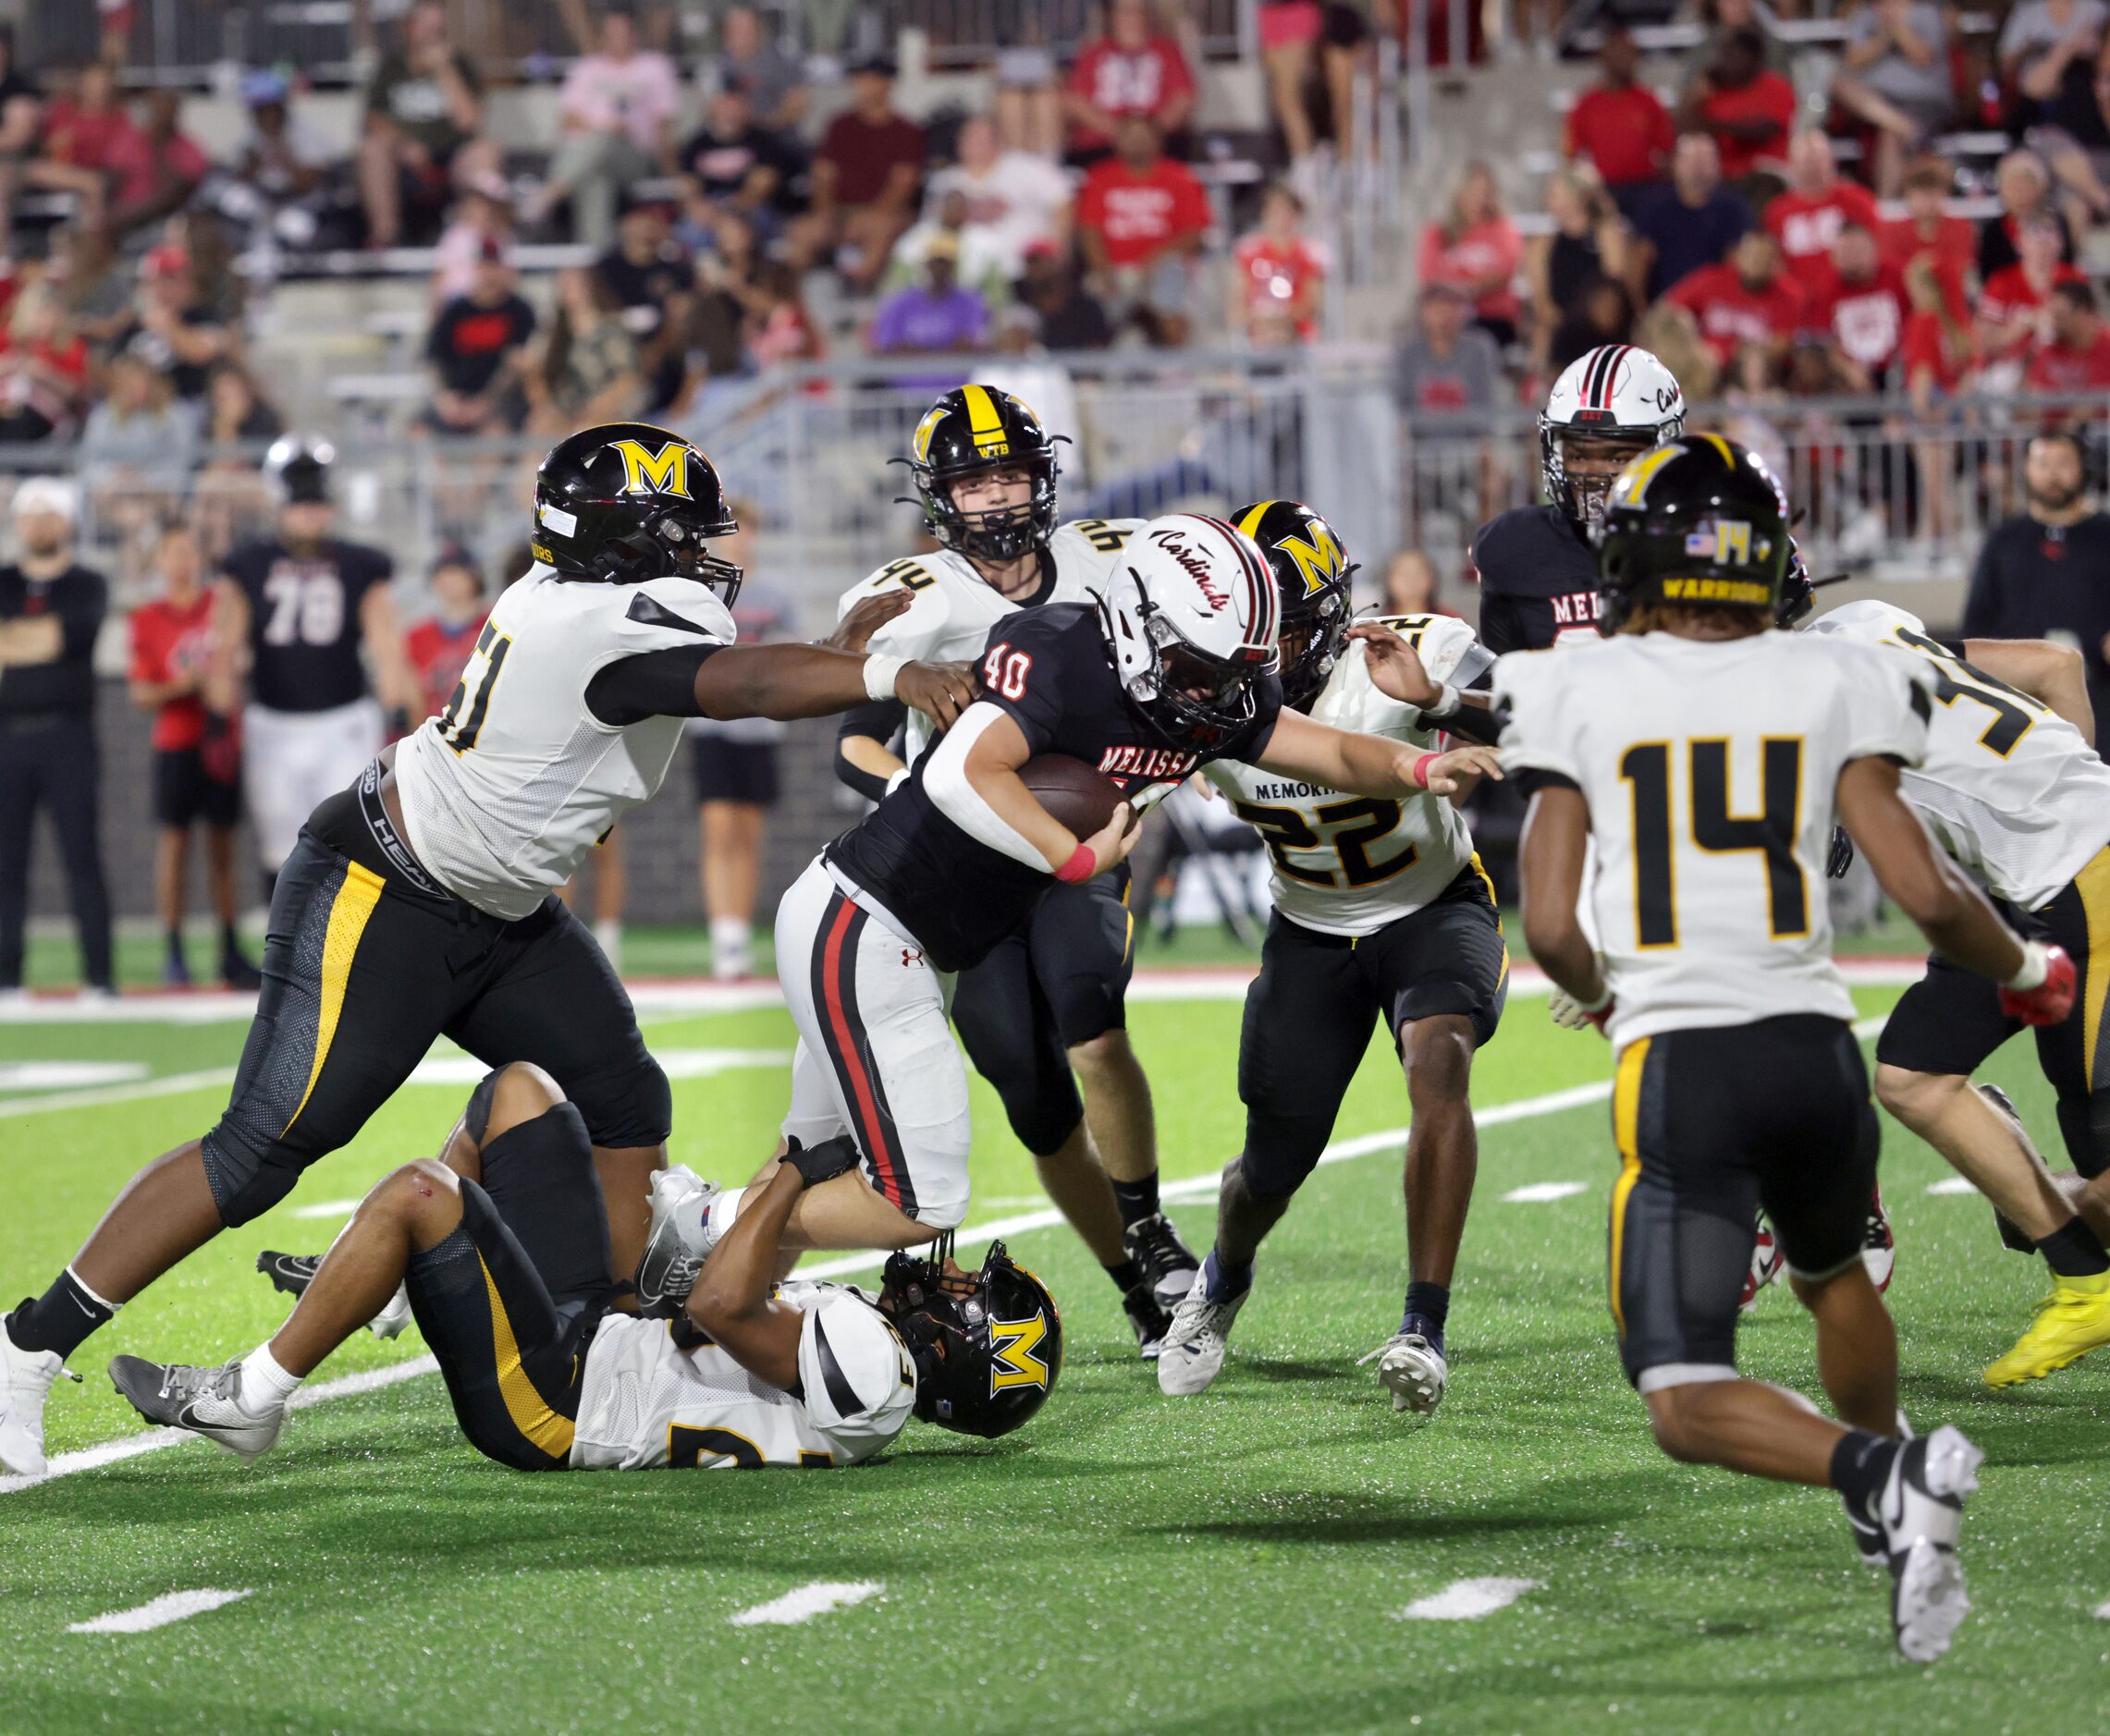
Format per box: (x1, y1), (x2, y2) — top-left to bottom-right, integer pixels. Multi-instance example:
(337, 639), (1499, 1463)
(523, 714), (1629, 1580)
(826, 602), (1283, 972)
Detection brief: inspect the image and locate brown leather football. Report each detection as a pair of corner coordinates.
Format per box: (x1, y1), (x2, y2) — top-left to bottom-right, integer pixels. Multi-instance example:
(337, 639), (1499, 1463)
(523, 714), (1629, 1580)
(1018, 753), (1122, 837)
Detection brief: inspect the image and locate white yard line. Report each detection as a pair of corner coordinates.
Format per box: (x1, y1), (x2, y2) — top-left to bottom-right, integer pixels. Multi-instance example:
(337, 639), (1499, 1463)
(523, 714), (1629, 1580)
(67, 1588), (254, 1633)
(1395, 1577), (1541, 1620)
(0, 1063), (147, 1090)
(1926, 1177), (1981, 1196)
(1503, 1181), (1589, 1204)
(727, 1581), (884, 1627)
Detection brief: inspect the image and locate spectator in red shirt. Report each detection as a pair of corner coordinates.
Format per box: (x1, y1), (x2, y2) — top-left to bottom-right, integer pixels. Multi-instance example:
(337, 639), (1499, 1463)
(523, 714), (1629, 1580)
(1416, 161), (1524, 346)
(1899, 255), (1978, 413)
(2026, 277), (2110, 395)
(1807, 224), (1910, 387)
(1663, 228), (1804, 364)
(1764, 129), (1882, 266)
(1879, 157), (1976, 297)
(1978, 215), (2082, 361)
(26, 61), (139, 230)
(1563, 27), (1675, 214)
(404, 545), (490, 724)
(794, 55), (926, 292)
(1077, 116), (1210, 345)
(1682, 29), (1797, 189)
(1232, 182), (1327, 345)
(127, 520), (256, 990)
(105, 90), (209, 237)
(0, 283), (89, 443)
(1064, 0), (1196, 164)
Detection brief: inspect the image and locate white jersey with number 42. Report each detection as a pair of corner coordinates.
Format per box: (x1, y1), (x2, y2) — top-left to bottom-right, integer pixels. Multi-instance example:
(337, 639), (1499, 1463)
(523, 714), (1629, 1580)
(1494, 630), (1935, 1047)
(1803, 599), (2110, 911)
(1204, 614), (1497, 935)
(395, 565), (735, 921)
(570, 1282), (917, 1470)
(838, 519), (1144, 764)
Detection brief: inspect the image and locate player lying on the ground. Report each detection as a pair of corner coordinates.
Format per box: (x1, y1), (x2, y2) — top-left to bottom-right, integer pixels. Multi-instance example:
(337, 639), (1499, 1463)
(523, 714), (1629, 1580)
(644, 514), (1502, 1292)
(833, 385), (1187, 1357)
(1792, 582), (2110, 1387)
(108, 1062), (1061, 1470)
(0, 422), (977, 1481)
(1498, 435), (2075, 1662)
(1159, 499), (1505, 1415)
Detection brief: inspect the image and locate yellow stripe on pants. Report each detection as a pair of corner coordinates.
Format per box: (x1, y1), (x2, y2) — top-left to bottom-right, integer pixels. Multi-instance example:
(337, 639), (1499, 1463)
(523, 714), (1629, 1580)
(2073, 844), (2110, 1090)
(280, 861), (385, 1135)
(1607, 1036), (1653, 1339)
(481, 1256), (577, 1461)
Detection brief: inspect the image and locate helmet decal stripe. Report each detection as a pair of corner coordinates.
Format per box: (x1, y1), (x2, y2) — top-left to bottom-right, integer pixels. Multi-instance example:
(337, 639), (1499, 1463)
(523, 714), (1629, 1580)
(1235, 500), (1278, 540)
(959, 384), (1012, 458)
(1582, 346), (1613, 408)
(1699, 432), (1736, 467)
(1196, 514), (1278, 654)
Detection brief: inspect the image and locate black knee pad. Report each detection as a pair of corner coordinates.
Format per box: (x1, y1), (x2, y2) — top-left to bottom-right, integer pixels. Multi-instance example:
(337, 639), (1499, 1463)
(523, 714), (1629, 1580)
(565, 1044), (671, 1149)
(1236, 1107), (1333, 1204)
(198, 1123), (306, 1228)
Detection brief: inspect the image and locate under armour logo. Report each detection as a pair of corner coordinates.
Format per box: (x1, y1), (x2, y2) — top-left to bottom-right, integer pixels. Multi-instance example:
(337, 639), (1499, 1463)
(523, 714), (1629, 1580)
(902, 947), (926, 969)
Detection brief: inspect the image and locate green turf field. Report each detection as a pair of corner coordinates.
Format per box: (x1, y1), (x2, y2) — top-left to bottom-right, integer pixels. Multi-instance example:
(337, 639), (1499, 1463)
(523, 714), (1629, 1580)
(3, 958), (2105, 1734)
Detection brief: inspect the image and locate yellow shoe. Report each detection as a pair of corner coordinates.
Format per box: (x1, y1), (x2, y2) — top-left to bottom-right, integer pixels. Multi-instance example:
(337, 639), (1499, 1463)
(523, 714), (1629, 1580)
(1984, 1270), (2110, 1388)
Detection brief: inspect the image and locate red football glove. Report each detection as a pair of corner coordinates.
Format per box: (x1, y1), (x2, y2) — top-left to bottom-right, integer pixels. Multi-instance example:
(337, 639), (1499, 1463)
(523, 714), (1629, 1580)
(1999, 944), (2076, 1027)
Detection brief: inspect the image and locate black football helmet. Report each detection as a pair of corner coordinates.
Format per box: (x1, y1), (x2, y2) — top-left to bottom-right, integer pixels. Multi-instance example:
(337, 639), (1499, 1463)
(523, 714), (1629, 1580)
(905, 385), (1061, 564)
(531, 422), (742, 598)
(266, 434), (334, 506)
(1233, 498), (1356, 710)
(880, 1240), (1062, 1439)
(1594, 434), (1790, 635)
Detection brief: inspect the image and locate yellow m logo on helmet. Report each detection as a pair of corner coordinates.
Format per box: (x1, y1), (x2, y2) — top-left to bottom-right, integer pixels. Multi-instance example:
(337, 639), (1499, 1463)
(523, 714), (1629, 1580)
(611, 437), (693, 499)
(988, 1312), (1051, 1394)
(1273, 522), (1346, 597)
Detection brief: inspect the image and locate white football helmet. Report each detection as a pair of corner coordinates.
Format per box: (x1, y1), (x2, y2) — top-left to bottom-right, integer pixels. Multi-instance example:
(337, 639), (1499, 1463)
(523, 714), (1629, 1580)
(1540, 344), (1685, 529)
(1097, 513), (1281, 750)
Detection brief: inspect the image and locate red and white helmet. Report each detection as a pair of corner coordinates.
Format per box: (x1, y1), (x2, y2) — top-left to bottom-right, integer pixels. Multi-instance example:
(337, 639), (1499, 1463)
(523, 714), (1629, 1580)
(1540, 344), (1685, 529)
(1097, 513), (1281, 750)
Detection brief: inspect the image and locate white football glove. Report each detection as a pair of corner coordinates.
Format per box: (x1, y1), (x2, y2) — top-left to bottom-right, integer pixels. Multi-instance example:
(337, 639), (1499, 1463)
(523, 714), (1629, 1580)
(1547, 972), (1613, 1032)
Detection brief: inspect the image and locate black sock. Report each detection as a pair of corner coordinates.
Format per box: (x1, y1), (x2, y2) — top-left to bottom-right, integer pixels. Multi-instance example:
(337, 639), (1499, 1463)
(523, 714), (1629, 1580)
(8, 1269), (116, 1361)
(1828, 1428), (1901, 1516)
(2036, 1216), (2110, 1278)
(1404, 1281), (1450, 1335)
(219, 922), (241, 956)
(1111, 1173), (1160, 1228)
(164, 927), (184, 956)
(1103, 1256), (1146, 1295)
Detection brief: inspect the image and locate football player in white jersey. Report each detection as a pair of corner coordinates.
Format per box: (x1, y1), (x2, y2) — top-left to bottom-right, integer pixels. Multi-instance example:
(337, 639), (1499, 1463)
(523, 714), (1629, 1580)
(833, 385), (1192, 1356)
(1159, 500), (1508, 1413)
(1797, 591), (2110, 1386)
(106, 1061), (1061, 1470)
(0, 422), (975, 1480)
(1499, 436), (2076, 1661)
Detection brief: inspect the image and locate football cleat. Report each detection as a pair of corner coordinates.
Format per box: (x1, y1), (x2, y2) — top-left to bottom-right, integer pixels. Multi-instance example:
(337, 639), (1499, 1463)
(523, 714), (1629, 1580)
(1156, 1278), (1248, 1396)
(1740, 1213), (1783, 1310)
(1, 1312), (73, 1479)
(633, 1166), (721, 1312)
(1122, 1213), (1199, 1308)
(1861, 1187), (1895, 1292)
(257, 1252), (410, 1341)
(1359, 1325), (1447, 1415)
(1982, 1268), (2110, 1388)
(1870, 1424), (1982, 1663)
(107, 1356), (285, 1462)
(1122, 1281), (1170, 1360)
(1846, 1413), (1915, 1570)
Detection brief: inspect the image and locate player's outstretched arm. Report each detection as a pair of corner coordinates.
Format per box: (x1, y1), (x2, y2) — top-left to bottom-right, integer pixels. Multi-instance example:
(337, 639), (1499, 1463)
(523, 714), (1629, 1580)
(1838, 755), (2070, 1021)
(687, 1140), (863, 1390)
(1517, 784), (1610, 1019)
(1253, 708), (1505, 801)
(1961, 636), (2096, 744)
(693, 642), (978, 727)
(926, 703), (1140, 879)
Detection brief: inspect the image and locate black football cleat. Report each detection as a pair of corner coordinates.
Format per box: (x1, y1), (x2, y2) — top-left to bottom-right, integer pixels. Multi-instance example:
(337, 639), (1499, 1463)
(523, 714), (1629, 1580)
(1122, 1213), (1199, 1309)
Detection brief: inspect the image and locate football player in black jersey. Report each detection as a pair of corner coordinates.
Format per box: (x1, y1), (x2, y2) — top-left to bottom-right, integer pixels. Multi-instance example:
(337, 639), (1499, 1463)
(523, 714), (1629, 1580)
(1471, 344), (1685, 655)
(719, 513), (1501, 1269)
(214, 437), (418, 900)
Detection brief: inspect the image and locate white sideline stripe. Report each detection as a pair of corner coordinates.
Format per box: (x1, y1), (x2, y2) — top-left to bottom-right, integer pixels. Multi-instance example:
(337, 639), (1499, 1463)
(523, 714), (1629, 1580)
(1926, 1177), (1981, 1196)
(1503, 1180), (1588, 1204)
(728, 1580), (884, 1627)
(0, 1062), (148, 1090)
(0, 1067), (239, 1121)
(290, 1198), (363, 1220)
(0, 956), (1932, 1024)
(1396, 1577), (1541, 1620)
(67, 1587), (254, 1633)
(0, 1018), (1900, 1490)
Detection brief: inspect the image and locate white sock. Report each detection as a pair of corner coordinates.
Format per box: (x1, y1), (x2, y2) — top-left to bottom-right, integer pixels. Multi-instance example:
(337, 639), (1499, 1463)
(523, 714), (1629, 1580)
(698, 1186), (744, 1255)
(595, 918), (623, 962)
(710, 916), (751, 979)
(239, 1343), (302, 1415)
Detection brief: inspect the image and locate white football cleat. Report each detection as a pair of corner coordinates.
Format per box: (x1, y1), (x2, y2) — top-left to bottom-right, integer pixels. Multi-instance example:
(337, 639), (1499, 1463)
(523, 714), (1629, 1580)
(1862, 1187), (1895, 1293)
(1360, 1330), (1448, 1414)
(634, 1166), (721, 1310)
(1156, 1280), (1247, 1396)
(1741, 1212), (1783, 1311)
(1872, 1424), (1982, 1662)
(0, 1313), (69, 1478)
(107, 1357), (285, 1463)
(367, 1284), (412, 1341)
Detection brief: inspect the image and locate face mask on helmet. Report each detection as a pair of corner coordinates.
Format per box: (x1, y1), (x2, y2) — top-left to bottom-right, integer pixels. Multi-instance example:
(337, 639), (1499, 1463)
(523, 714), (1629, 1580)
(923, 457), (1059, 564)
(615, 506), (744, 602)
(880, 1241), (1061, 1440)
(1548, 429), (1662, 530)
(1277, 590), (1348, 709)
(1127, 615), (1267, 751)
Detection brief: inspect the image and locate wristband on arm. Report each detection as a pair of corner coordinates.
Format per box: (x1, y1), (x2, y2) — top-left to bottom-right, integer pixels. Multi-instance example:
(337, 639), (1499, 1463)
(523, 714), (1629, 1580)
(862, 653), (905, 703)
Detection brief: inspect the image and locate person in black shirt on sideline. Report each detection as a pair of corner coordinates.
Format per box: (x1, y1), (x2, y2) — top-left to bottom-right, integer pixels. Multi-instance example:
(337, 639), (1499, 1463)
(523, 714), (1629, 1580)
(0, 478), (113, 997)
(1963, 430), (2110, 740)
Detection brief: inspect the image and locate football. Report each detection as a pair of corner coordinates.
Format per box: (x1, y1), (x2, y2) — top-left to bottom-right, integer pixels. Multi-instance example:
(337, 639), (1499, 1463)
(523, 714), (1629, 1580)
(1018, 753), (1122, 837)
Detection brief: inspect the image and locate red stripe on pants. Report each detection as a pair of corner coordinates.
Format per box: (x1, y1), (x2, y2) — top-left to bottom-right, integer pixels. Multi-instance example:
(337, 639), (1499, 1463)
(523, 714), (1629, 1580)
(819, 896), (904, 1209)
